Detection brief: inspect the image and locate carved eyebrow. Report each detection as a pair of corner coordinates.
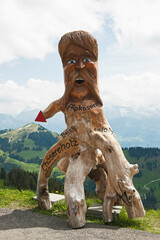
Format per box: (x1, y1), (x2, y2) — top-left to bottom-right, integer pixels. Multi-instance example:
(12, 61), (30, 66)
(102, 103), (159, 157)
(65, 51), (78, 59)
(83, 50), (93, 58)
(65, 50), (93, 59)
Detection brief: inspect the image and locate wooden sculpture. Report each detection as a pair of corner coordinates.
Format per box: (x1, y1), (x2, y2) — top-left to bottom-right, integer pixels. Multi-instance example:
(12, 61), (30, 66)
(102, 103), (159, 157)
(36, 30), (145, 228)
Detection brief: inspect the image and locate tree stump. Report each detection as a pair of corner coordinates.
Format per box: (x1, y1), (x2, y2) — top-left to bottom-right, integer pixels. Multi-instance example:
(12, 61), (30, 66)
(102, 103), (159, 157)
(36, 30), (145, 228)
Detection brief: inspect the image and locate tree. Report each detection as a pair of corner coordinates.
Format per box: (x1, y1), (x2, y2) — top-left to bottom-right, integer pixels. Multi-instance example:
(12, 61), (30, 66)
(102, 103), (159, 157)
(143, 188), (157, 209)
(0, 167), (7, 179)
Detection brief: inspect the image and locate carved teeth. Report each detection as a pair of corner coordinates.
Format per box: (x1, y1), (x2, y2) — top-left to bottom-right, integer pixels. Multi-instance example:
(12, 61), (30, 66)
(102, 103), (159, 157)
(75, 78), (84, 85)
(76, 78), (84, 81)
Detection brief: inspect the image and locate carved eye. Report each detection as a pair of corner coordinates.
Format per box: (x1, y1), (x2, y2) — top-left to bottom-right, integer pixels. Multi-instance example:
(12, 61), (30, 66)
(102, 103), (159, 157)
(84, 58), (91, 62)
(68, 59), (76, 64)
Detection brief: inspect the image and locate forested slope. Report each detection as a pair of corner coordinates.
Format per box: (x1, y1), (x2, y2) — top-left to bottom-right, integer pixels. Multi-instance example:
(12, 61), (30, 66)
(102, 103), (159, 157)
(0, 124), (160, 209)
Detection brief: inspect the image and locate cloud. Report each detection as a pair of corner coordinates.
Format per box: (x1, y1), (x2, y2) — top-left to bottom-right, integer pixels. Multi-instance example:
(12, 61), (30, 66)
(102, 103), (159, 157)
(100, 72), (160, 113)
(0, 72), (160, 116)
(0, 78), (64, 115)
(105, 0), (160, 55)
(0, 0), (105, 64)
(1, 0), (160, 65)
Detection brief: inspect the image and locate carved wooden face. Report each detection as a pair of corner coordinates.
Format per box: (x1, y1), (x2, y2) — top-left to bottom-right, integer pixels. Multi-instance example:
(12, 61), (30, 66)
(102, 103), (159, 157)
(63, 44), (98, 101)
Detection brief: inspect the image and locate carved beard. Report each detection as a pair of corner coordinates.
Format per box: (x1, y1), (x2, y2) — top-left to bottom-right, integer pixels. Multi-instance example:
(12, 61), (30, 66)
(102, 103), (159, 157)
(63, 68), (103, 108)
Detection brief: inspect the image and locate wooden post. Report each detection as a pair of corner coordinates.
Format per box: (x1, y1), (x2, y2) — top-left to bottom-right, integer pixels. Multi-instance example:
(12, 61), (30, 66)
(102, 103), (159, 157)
(36, 30), (145, 228)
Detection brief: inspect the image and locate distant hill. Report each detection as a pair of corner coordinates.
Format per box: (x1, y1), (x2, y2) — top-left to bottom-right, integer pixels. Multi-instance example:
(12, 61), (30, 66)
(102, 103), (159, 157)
(0, 110), (66, 135)
(0, 123), (58, 173)
(123, 147), (160, 209)
(0, 123), (160, 209)
(0, 107), (160, 147)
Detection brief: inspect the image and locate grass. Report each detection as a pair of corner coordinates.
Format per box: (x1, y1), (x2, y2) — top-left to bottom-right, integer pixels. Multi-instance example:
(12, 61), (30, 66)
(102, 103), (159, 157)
(18, 148), (47, 159)
(115, 206), (160, 234)
(5, 156), (40, 172)
(34, 200), (67, 218)
(0, 180), (159, 234)
(0, 187), (36, 209)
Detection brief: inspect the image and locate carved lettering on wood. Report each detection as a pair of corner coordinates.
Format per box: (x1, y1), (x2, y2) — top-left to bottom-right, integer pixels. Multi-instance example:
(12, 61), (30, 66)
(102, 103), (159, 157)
(36, 30), (145, 229)
(41, 136), (79, 174)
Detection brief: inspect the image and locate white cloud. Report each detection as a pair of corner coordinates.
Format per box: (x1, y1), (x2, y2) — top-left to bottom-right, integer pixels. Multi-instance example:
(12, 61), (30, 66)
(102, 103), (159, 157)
(0, 0), (105, 64)
(0, 78), (64, 115)
(1, 0), (160, 64)
(0, 72), (160, 116)
(100, 72), (160, 113)
(106, 0), (160, 55)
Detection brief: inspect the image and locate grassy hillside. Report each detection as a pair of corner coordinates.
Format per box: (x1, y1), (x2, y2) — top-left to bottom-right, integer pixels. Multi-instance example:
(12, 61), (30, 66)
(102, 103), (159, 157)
(0, 123), (58, 173)
(0, 124), (160, 209)
(123, 148), (160, 209)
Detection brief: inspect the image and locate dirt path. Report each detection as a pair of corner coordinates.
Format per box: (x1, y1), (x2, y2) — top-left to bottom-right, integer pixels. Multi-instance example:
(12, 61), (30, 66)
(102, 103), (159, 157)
(143, 178), (160, 191)
(0, 207), (159, 240)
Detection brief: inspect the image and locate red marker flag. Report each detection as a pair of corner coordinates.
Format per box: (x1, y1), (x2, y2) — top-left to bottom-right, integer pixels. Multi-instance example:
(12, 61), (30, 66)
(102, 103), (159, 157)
(35, 111), (46, 122)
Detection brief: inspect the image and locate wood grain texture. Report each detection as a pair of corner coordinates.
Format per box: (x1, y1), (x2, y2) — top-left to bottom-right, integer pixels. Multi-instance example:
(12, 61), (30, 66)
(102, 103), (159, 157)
(37, 31), (145, 228)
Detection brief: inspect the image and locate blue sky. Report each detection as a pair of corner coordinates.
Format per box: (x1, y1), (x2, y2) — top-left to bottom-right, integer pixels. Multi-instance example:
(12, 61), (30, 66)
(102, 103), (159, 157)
(0, 0), (160, 118)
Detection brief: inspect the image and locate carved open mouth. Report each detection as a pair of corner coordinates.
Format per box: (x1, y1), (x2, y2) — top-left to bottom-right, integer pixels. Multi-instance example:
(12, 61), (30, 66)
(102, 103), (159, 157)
(75, 78), (84, 85)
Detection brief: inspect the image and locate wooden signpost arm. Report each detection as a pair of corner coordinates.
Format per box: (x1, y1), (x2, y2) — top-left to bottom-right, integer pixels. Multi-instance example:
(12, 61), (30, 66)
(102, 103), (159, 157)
(42, 98), (63, 119)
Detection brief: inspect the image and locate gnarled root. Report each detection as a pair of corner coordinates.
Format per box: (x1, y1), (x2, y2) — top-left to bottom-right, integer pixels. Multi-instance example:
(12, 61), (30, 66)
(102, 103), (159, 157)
(88, 166), (107, 201)
(37, 135), (80, 211)
(103, 194), (118, 222)
(37, 167), (52, 210)
(118, 179), (145, 218)
(89, 130), (145, 222)
(66, 198), (87, 228)
(37, 186), (52, 210)
(64, 147), (95, 228)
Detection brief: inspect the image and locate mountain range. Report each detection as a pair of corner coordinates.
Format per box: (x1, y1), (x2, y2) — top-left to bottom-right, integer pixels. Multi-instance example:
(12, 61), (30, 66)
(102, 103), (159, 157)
(0, 106), (160, 147)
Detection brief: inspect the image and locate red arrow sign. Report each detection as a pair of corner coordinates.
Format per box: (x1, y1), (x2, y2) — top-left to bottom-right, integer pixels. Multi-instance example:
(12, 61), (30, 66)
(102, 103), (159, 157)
(35, 111), (46, 122)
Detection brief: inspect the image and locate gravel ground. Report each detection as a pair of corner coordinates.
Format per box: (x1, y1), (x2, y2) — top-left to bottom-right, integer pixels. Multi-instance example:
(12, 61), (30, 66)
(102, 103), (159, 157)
(0, 207), (159, 240)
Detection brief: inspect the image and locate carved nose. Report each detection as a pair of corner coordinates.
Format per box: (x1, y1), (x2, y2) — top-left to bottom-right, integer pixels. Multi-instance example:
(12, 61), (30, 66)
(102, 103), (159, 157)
(75, 60), (85, 69)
